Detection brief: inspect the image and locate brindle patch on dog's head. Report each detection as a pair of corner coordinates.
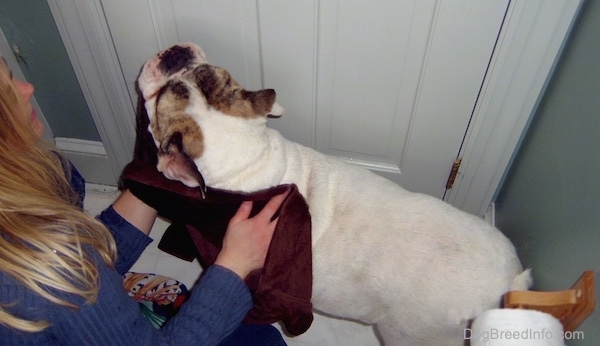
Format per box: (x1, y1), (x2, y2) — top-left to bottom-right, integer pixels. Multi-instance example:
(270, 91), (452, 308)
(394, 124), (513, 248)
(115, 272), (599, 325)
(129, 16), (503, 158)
(156, 43), (208, 76)
(152, 79), (204, 160)
(148, 77), (207, 196)
(193, 64), (281, 119)
(138, 42), (208, 101)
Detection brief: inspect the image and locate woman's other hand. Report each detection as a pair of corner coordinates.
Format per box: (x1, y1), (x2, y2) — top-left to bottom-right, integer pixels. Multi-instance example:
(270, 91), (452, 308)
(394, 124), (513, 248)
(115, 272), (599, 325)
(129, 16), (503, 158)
(215, 189), (290, 279)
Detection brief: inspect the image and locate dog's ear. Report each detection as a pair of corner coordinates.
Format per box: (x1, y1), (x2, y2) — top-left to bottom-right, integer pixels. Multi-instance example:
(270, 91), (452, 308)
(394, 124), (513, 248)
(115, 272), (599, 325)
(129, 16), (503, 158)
(157, 131), (207, 198)
(247, 89), (285, 118)
(193, 64), (284, 118)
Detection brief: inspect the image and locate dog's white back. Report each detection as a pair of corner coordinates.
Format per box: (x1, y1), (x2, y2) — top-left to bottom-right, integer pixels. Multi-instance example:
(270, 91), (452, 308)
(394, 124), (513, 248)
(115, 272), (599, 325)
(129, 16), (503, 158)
(138, 43), (531, 345)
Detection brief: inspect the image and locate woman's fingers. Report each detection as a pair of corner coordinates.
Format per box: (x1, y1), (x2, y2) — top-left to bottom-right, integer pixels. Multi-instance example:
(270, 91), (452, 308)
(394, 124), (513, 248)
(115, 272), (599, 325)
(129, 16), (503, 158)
(229, 200), (253, 226)
(255, 188), (291, 222)
(230, 188), (290, 226)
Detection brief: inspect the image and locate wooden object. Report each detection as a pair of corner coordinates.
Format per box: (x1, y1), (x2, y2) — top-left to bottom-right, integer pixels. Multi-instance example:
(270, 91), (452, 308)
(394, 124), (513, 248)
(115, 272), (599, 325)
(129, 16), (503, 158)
(503, 271), (595, 332)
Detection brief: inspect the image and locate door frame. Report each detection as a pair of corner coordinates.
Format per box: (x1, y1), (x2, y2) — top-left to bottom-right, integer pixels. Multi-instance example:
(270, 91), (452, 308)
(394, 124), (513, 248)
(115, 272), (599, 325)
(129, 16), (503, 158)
(444, 0), (584, 215)
(1, 23), (121, 186)
(48, 0), (583, 216)
(48, 0), (136, 181)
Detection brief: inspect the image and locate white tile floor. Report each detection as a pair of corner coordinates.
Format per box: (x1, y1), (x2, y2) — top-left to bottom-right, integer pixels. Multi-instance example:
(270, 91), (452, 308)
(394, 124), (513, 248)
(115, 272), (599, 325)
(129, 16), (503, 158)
(84, 184), (380, 345)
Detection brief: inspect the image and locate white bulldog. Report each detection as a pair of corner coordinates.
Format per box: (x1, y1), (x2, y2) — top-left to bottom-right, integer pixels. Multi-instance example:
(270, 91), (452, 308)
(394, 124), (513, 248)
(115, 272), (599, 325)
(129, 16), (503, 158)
(138, 43), (531, 345)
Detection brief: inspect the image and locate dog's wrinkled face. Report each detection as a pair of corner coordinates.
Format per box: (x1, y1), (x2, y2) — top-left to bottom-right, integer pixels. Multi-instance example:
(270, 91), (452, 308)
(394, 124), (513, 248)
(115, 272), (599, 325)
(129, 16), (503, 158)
(138, 43), (284, 197)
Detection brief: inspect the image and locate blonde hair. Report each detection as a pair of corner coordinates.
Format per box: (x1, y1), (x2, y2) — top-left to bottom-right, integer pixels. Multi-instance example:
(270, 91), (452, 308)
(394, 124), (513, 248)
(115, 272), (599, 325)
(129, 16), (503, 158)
(0, 63), (117, 332)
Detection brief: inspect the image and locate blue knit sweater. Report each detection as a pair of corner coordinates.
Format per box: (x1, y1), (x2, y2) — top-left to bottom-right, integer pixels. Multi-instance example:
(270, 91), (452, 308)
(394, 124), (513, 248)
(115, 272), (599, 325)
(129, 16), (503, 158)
(0, 203), (252, 344)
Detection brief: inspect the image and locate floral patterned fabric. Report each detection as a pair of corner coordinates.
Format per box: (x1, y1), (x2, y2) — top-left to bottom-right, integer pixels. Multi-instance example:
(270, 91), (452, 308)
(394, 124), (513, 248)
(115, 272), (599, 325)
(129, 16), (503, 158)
(123, 272), (190, 329)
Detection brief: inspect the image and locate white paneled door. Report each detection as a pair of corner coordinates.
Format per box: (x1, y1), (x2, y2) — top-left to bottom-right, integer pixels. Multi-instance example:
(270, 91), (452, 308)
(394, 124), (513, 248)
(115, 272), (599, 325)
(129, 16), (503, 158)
(102, 0), (507, 199)
(52, 0), (581, 215)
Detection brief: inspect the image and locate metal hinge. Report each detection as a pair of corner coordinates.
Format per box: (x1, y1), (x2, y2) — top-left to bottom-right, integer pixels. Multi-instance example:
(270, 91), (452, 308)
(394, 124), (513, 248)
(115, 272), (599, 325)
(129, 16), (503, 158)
(445, 158), (462, 190)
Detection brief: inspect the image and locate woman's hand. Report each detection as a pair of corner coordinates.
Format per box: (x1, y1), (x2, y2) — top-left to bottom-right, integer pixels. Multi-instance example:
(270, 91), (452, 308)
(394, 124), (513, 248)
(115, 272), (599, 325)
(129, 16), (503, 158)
(214, 189), (290, 279)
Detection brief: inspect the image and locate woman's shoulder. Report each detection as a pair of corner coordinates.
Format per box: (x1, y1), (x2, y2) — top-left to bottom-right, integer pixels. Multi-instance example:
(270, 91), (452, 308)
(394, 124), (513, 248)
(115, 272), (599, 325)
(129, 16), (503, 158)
(0, 271), (54, 325)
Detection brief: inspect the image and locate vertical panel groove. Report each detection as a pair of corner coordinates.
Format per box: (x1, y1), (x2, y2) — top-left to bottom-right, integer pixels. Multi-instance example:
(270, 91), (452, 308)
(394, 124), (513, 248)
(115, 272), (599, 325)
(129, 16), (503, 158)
(398, 0), (440, 171)
(311, 0), (320, 148)
(254, 0), (265, 88)
(148, 0), (167, 49)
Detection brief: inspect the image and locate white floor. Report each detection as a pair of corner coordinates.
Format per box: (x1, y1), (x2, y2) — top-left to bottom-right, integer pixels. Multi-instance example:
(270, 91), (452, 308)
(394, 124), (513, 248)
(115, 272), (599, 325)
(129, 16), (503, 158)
(83, 184), (380, 345)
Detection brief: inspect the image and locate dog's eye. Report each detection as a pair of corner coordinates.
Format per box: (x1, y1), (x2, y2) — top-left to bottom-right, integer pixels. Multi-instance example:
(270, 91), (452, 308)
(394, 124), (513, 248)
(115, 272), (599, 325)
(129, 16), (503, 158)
(157, 81), (190, 101)
(155, 84), (169, 101)
(170, 82), (190, 99)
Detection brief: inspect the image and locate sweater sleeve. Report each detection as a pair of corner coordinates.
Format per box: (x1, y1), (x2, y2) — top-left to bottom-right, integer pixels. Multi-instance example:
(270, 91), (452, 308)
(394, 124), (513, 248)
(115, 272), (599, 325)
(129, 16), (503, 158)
(96, 206), (153, 274)
(162, 265), (254, 344)
(55, 261), (253, 345)
(0, 260), (253, 345)
(88, 205), (252, 344)
(1, 188), (253, 344)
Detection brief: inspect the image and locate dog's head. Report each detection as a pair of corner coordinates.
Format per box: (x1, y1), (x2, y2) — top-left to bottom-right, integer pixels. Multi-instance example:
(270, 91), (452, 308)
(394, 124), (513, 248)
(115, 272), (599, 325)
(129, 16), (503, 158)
(137, 43), (284, 197)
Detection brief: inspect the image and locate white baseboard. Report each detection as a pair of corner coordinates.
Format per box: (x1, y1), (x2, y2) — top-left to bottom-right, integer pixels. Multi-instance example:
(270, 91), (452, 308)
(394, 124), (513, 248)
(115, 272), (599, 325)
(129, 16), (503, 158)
(55, 138), (118, 186)
(484, 203), (496, 226)
(55, 137), (107, 156)
(85, 183), (119, 193)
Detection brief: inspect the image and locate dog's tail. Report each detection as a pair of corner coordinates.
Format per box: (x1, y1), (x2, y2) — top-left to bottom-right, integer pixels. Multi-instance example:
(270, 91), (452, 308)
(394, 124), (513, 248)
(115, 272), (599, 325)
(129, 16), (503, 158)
(510, 268), (533, 291)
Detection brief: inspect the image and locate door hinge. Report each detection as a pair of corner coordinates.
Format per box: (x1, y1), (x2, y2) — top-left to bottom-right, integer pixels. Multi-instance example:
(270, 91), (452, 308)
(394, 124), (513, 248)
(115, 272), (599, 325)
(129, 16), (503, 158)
(445, 158), (462, 190)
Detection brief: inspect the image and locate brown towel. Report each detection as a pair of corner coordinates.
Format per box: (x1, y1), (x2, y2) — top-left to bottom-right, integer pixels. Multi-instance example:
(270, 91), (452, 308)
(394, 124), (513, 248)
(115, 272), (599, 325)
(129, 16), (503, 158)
(119, 94), (313, 335)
